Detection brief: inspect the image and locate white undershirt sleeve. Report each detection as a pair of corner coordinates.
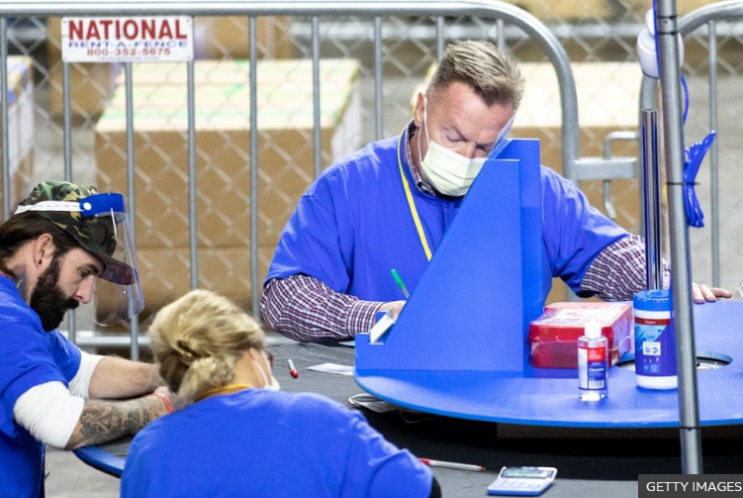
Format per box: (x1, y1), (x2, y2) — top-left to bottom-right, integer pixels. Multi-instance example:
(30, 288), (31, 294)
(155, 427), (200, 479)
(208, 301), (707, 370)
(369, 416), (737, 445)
(68, 351), (104, 398)
(13, 381), (84, 449)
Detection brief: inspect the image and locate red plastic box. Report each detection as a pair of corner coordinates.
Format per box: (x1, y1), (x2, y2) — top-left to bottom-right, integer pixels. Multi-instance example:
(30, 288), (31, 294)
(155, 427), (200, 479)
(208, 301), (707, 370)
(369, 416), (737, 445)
(529, 302), (632, 369)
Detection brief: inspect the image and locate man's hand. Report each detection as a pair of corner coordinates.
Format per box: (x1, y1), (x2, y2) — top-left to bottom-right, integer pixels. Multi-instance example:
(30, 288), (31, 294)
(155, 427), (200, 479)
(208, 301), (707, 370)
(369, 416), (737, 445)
(152, 386), (180, 412)
(692, 283), (732, 304)
(375, 300), (406, 323)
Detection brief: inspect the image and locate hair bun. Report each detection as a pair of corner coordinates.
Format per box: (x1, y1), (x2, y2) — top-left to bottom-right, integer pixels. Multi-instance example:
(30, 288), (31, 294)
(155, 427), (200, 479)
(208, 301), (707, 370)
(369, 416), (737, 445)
(175, 338), (205, 364)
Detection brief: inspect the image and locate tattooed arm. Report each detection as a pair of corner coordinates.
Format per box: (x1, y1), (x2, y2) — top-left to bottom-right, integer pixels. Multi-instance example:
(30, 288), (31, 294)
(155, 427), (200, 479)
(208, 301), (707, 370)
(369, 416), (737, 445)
(64, 388), (171, 450)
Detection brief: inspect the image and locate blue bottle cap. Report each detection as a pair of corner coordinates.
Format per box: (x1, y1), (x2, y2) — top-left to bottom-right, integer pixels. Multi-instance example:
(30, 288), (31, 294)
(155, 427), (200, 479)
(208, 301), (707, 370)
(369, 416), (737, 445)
(633, 289), (672, 311)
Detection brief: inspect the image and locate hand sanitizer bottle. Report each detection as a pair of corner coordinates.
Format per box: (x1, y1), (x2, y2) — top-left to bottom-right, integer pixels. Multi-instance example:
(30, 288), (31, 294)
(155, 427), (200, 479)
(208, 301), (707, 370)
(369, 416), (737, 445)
(578, 321), (608, 401)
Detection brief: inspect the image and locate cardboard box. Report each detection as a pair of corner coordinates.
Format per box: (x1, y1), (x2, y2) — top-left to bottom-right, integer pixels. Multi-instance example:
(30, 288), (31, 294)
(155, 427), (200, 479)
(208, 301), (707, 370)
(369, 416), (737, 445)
(512, 62), (643, 235)
(114, 59), (357, 87)
(505, 0), (708, 21)
(412, 61), (643, 232)
(46, 18), (122, 120)
(134, 246), (273, 316)
(629, 0), (719, 16)
(46, 16), (293, 119)
(193, 17), (293, 60)
(0, 56), (35, 210)
(514, 63), (644, 304)
(95, 59), (362, 309)
(412, 62), (643, 303)
(506, 0), (612, 20)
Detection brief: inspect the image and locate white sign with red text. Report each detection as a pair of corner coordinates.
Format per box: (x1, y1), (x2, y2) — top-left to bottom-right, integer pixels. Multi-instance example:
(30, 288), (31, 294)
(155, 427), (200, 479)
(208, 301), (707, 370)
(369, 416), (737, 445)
(61, 17), (193, 63)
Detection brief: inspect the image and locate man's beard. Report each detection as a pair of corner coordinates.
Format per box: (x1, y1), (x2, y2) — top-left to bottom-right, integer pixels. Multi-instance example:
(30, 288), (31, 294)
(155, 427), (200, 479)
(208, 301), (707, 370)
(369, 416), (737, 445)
(29, 257), (80, 332)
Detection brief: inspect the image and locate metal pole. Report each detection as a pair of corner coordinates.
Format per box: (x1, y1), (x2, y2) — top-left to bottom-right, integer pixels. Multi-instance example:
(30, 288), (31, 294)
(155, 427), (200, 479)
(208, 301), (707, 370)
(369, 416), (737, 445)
(638, 77), (658, 239)
(249, 16), (260, 319)
(62, 59), (77, 343)
(124, 62), (139, 361)
(187, 27), (198, 291)
(641, 110), (663, 290)
(496, 18), (505, 51)
(373, 16), (383, 141)
(0, 18), (9, 221)
(708, 21), (720, 288)
(656, 0), (702, 475)
(311, 16), (321, 179)
(436, 16), (444, 61)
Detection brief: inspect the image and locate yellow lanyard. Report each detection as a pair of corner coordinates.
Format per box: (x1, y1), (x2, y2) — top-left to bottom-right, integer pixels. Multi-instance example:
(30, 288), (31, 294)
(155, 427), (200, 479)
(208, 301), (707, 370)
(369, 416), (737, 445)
(397, 128), (432, 262)
(195, 383), (252, 403)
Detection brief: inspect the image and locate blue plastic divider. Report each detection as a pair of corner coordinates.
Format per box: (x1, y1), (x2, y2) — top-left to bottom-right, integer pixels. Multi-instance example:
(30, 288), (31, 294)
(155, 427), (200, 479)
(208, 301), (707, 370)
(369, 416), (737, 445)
(356, 138), (543, 372)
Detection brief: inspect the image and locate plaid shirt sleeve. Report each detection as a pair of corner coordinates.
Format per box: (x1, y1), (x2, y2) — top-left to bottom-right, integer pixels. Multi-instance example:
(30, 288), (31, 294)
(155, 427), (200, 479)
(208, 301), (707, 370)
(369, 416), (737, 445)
(579, 234), (671, 301)
(260, 275), (384, 342)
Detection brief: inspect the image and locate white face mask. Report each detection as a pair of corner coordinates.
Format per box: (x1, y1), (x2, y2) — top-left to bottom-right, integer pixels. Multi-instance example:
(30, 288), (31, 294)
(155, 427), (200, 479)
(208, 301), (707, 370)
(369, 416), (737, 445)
(257, 351), (280, 391)
(418, 98), (515, 197)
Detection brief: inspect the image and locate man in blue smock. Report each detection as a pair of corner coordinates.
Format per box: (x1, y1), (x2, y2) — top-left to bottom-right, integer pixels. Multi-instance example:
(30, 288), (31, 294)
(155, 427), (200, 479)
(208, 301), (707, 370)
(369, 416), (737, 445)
(0, 181), (175, 497)
(261, 41), (730, 342)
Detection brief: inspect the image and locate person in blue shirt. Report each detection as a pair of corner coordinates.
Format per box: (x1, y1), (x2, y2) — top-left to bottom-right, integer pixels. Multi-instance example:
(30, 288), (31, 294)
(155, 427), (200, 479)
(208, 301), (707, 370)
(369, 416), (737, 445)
(122, 289), (440, 498)
(261, 40), (730, 342)
(0, 181), (175, 497)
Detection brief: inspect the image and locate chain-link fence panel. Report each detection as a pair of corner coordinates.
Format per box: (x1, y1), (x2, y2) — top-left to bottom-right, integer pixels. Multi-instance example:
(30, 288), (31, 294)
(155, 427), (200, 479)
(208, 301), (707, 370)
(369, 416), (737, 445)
(0, 1), (733, 351)
(674, 8), (743, 293)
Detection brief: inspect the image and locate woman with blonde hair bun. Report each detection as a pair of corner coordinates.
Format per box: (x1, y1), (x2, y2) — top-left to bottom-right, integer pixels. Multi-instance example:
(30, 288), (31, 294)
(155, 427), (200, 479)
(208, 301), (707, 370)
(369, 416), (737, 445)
(121, 289), (440, 498)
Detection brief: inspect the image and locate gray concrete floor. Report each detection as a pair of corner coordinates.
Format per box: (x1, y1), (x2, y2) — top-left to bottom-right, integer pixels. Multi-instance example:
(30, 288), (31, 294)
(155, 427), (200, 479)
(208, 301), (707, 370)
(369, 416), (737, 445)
(46, 449), (119, 498)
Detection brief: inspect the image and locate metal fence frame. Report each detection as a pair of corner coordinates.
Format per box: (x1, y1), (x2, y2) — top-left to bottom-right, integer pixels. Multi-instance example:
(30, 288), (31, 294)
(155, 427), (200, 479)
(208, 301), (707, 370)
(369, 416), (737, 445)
(0, 0), (600, 355)
(640, 0), (743, 290)
(637, 0), (743, 475)
(0, 0), (717, 477)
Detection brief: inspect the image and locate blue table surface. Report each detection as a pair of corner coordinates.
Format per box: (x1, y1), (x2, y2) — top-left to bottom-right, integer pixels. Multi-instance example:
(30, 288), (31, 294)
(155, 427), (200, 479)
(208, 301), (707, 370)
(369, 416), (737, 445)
(356, 301), (743, 428)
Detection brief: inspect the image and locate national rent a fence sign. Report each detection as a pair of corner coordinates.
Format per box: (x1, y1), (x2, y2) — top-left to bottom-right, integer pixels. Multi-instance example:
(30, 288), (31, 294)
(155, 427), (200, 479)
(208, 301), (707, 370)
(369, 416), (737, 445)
(61, 17), (193, 62)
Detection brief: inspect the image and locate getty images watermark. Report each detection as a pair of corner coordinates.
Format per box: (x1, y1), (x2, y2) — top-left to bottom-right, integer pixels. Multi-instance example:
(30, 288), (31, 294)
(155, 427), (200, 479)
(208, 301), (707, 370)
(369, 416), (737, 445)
(639, 475), (743, 497)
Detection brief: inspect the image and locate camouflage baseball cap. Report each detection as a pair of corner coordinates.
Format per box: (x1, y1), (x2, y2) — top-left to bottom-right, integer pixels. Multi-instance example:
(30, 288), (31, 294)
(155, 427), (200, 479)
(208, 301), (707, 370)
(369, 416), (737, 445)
(17, 180), (134, 285)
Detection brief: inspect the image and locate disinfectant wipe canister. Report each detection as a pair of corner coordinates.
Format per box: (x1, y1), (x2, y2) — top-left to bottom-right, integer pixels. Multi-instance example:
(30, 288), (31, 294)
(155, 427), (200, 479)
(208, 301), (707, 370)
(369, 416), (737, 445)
(578, 322), (608, 401)
(633, 290), (678, 390)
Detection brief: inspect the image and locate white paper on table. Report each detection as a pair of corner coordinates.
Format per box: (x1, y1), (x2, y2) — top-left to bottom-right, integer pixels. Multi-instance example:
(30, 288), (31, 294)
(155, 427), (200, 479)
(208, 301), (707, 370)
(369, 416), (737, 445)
(369, 311), (395, 344)
(307, 362), (354, 376)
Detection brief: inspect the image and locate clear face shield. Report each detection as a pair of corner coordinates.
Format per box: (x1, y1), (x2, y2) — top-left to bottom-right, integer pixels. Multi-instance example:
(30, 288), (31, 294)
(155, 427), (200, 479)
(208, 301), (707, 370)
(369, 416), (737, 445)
(81, 194), (144, 326)
(16, 193), (144, 326)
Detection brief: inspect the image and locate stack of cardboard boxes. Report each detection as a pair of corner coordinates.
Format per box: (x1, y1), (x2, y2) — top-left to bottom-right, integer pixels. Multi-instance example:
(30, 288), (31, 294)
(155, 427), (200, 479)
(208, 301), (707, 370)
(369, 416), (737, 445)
(95, 59), (361, 313)
(513, 0), (714, 21)
(412, 61), (642, 232)
(412, 61), (643, 302)
(47, 17), (293, 120)
(512, 62), (643, 235)
(0, 56), (34, 210)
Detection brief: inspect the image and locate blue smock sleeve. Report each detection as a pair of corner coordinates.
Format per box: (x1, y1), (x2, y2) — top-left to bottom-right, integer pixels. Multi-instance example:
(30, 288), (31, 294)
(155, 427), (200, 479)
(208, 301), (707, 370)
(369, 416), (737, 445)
(540, 167), (628, 293)
(340, 411), (432, 498)
(48, 330), (82, 381)
(265, 172), (354, 293)
(0, 324), (80, 437)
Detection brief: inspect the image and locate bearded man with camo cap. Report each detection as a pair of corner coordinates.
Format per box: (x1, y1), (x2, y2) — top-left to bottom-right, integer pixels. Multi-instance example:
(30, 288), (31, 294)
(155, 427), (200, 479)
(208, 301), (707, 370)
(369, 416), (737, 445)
(0, 181), (175, 497)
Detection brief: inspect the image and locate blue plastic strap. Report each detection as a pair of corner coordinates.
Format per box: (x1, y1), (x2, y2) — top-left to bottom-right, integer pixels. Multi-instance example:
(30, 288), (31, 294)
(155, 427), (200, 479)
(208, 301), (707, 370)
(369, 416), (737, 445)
(80, 193), (126, 217)
(680, 74), (690, 124)
(683, 131), (715, 228)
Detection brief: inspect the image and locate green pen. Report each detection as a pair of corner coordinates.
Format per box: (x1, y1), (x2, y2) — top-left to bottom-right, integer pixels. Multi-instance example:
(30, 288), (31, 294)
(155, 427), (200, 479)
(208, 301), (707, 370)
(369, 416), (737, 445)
(390, 269), (411, 299)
